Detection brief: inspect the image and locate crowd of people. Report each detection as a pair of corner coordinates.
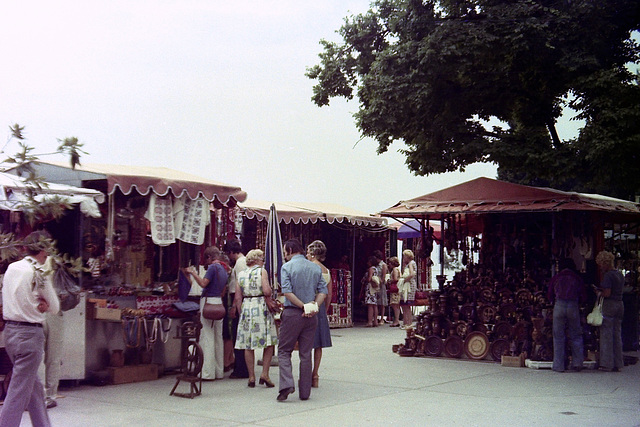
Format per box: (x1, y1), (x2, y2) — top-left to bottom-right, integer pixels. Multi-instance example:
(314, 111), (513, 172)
(184, 238), (332, 401)
(360, 249), (417, 329)
(0, 231), (629, 425)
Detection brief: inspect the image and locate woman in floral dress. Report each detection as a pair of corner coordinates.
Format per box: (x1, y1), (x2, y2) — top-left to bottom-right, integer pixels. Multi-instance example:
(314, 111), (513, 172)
(233, 249), (278, 388)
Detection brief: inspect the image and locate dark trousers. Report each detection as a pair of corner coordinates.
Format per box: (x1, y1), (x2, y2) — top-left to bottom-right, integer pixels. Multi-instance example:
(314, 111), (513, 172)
(278, 307), (317, 400)
(231, 315), (248, 377)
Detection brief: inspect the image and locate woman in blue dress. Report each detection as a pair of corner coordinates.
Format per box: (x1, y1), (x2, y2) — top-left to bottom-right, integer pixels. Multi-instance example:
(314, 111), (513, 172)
(306, 240), (332, 388)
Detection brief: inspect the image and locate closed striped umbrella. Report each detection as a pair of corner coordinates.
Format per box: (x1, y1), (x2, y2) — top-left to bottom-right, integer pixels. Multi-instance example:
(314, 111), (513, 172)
(264, 203), (283, 296)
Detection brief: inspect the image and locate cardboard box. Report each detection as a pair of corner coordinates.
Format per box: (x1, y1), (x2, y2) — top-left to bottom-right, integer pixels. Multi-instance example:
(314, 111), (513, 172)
(501, 354), (525, 367)
(88, 304), (122, 321)
(87, 298), (108, 308)
(107, 364), (158, 385)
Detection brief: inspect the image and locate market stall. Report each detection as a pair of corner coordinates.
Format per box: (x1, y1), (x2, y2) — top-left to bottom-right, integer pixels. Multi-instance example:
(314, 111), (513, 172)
(238, 200), (392, 327)
(29, 161), (247, 380)
(380, 177), (640, 364)
(0, 172), (106, 382)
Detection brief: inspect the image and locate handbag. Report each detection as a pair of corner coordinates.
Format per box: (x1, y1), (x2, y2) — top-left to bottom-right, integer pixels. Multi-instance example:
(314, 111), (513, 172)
(265, 295), (283, 314)
(53, 266), (82, 311)
(397, 278), (410, 301)
(586, 296), (603, 326)
(202, 301), (226, 320)
(369, 275), (380, 290)
(388, 281), (399, 294)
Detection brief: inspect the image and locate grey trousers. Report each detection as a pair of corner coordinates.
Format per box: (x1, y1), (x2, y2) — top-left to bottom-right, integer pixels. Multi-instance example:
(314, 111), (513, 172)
(600, 299), (624, 370)
(0, 323), (51, 427)
(278, 308), (317, 400)
(39, 312), (64, 402)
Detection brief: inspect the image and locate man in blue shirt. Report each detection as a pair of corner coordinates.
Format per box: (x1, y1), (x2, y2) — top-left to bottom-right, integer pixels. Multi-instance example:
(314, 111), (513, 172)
(277, 239), (327, 401)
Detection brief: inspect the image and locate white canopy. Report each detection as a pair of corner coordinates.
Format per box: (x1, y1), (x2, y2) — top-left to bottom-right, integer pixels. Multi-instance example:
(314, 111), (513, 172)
(239, 199), (387, 227)
(0, 172), (105, 218)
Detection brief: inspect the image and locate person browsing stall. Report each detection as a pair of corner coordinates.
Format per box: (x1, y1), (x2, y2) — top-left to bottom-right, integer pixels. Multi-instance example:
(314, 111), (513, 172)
(183, 247), (228, 380)
(277, 239), (327, 402)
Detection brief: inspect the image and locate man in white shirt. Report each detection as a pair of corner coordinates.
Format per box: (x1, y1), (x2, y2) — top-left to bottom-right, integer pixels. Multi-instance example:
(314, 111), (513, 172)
(0, 231), (60, 427)
(224, 240), (249, 379)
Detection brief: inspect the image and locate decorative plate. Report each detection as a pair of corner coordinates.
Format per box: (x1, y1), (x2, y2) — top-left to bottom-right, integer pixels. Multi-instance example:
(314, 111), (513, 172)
(464, 331), (490, 360)
(444, 335), (464, 358)
(424, 335), (444, 357)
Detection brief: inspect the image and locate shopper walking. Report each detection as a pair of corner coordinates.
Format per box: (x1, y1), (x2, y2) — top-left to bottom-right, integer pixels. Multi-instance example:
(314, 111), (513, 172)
(547, 258), (586, 372)
(0, 231), (59, 427)
(277, 239), (327, 402)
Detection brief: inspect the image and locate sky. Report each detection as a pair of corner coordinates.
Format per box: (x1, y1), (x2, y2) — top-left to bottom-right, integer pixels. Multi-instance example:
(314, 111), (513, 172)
(1, 0), (584, 216)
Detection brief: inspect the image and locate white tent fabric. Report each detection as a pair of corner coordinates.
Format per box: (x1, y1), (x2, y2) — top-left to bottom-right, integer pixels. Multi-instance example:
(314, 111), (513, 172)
(0, 172), (105, 217)
(239, 199), (387, 227)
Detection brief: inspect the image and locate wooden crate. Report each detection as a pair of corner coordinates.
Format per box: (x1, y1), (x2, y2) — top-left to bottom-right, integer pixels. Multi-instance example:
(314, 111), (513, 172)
(501, 354), (525, 367)
(107, 364), (159, 385)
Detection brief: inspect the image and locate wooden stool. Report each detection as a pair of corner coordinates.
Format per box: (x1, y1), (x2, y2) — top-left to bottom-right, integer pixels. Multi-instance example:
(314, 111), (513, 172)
(169, 342), (203, 398)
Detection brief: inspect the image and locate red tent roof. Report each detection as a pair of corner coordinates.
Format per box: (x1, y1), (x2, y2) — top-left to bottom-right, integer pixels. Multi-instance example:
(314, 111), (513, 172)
(380, 177), (640, 217)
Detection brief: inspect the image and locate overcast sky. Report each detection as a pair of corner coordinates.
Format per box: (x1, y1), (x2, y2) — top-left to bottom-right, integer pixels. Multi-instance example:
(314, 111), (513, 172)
(1, 1), (585, 215)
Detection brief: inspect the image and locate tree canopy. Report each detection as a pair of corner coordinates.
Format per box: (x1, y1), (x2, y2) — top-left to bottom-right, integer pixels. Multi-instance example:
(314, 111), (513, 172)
(0, 124), (87, 266)
(307, 0), (640, 199)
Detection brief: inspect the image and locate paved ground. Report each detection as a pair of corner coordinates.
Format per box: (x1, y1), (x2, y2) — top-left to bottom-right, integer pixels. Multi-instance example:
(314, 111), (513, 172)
(8, 324), (640, 426)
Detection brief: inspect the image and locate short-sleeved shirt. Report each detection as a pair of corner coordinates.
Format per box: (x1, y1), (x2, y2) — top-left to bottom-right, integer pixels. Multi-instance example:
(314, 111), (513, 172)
(202, 261), (228, 298)
(601, 269), (624, 301)
(2, 256), (60, 324)
(280, 254), (327, 307)
(228, 255), (247, 294)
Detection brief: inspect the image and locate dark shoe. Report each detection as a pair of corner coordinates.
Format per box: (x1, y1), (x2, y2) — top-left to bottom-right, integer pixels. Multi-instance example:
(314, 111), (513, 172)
(570, 366), (583, 372)
(277, 387), (295, 402)
(300, 396), (309, 401)
(248, 379), (256, 388)
(46, 400), (57, 409)
(259, 377), (275, 388)
(224, 364), (234, 372)
(612, 367), (620, 372)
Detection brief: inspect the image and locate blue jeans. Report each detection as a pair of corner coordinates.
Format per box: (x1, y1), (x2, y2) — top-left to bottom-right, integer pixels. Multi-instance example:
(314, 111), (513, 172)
(552, 299), (584, 372)
(600, 299), (624, 370)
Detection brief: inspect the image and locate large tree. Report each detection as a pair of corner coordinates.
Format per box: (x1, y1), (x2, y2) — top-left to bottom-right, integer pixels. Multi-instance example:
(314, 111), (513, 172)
(307, 0), (640, 199)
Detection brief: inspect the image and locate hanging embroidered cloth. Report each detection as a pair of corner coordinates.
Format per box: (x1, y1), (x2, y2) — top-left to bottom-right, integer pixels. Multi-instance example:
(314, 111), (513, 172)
(174, 197), (210, 245)
(144, 194), (175, 246)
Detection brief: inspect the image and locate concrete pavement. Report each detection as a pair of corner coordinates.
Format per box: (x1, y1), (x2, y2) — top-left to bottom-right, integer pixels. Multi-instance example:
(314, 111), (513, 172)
(11, 324), (640, 426)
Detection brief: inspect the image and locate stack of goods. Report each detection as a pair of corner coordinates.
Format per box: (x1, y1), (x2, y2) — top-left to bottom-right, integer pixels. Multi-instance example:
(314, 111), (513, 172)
(393, 264), (597, 361)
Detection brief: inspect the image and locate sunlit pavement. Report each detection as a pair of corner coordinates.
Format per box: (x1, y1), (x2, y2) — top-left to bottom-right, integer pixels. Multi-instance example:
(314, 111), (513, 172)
(12, 324), (640, 426)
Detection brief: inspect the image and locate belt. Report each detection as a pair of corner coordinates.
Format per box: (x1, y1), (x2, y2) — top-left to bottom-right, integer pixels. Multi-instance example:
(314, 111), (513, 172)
(4, 320), (43, 328)
(243, 295), (265, 299)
